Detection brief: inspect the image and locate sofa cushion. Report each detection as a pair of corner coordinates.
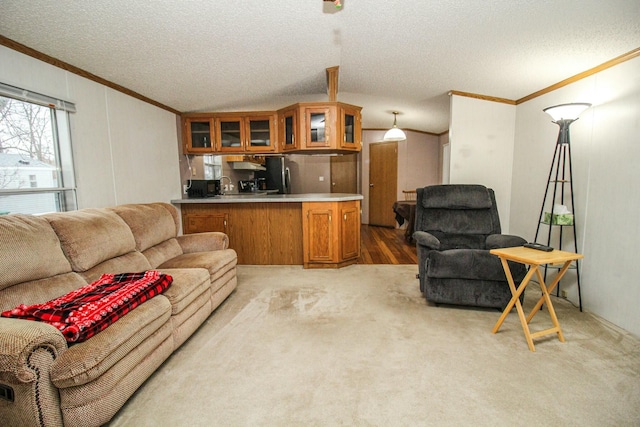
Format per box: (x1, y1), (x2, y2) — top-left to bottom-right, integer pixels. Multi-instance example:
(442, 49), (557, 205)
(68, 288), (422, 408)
(51, 294), (171, 388)
(0, 215), (72, 291)
(0, 273), (87, 313)
(110, 203), (179, 252)
(158, 249), (238, 289)
(143, 238), (184, 269)
(156, 268), (211, 315)
(79, 252), (152, 285)
(2, 271), (173, 343)
(44, 209), (136, 273)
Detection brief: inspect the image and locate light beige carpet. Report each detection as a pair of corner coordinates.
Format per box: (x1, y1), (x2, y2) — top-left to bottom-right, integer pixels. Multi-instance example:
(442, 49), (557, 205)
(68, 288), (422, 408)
(107, 265), (640, 426)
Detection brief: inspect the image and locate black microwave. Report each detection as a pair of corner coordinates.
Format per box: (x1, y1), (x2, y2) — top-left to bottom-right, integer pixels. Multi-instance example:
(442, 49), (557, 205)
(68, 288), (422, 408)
(187, 180), (221, 198)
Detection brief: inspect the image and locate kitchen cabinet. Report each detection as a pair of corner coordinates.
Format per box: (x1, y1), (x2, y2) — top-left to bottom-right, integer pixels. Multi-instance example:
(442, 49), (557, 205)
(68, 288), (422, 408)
(303, 203), (336, 263)
(302, 199), (361, 268)
(215, 113), (277, 153)
(183, 101), (361, 155)
(278, 105), (300, 151)
(178, 197), (360, 268)
(304, 105), (333, 148)
(340, 200), (361, 260)
(277, 102), (362, 153)
(180, 203), (303, 265)
(339, 104), (362, 150)
(184, 117), (215, 154)
(183, 212), (228, 234)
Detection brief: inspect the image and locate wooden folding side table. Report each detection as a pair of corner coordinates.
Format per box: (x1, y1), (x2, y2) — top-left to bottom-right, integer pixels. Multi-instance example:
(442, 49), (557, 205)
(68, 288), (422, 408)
(490, 246), (583, 352)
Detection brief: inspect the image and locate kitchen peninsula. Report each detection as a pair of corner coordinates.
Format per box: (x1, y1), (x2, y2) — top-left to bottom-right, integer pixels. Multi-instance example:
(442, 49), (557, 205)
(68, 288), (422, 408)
(172, 193), (362, 268)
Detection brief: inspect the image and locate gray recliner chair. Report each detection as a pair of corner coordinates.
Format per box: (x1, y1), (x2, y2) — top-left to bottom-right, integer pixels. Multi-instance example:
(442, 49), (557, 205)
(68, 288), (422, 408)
(413, 184), (527, 310)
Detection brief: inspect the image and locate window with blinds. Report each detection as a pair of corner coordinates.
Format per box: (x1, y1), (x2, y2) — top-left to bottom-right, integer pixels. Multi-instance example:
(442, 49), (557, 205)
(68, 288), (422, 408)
(0, 83), (77, 215)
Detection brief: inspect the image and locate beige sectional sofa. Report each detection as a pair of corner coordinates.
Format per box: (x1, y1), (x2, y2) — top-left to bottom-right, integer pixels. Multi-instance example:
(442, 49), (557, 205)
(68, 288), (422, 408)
(0, 202), (237, 427)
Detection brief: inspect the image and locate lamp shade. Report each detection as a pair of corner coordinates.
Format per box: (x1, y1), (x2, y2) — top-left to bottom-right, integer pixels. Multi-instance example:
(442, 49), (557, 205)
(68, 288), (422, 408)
(383, 126), (407, 141)
(543, 103), (591, 122)
(383, 111), (406, 141)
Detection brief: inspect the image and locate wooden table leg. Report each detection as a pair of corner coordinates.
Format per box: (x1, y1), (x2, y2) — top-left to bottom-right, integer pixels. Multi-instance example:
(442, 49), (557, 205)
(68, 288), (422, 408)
(492, 258), (537, 351)
(526, 260), (573, 323)
(530, 268), (565, 343)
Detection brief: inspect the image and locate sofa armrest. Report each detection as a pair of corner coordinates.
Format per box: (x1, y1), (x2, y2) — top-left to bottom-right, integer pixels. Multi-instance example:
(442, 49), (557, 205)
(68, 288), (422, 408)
(486, 234), (527, 249)
(413, 231), (440, 250)
(0, 318), (67, 425)
(176, 232), (229, 253)
(0, 318), (67, 382)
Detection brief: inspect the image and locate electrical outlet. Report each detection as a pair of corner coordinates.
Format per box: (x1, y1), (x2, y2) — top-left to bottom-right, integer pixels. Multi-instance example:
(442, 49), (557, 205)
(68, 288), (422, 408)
(192, 167), (196, 176)
(319, 176), (324, 182)
(183, 184), (188, 195)
(561, 290), (568, 298)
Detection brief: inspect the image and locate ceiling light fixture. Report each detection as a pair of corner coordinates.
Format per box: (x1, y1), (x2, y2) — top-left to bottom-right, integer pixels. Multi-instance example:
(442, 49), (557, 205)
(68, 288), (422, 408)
(383, 111), (407, 141)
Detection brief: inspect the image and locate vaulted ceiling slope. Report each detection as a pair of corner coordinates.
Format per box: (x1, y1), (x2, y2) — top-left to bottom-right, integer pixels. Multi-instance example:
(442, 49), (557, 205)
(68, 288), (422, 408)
(1, 1), (639, 133)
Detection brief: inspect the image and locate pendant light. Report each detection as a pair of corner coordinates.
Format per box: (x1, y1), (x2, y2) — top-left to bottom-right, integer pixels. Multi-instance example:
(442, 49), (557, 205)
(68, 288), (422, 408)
(383, 111), (406, 141)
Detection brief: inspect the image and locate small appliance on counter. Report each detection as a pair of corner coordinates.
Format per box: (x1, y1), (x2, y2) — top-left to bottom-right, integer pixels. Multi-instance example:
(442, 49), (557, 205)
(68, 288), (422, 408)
(187, 179), (221, 198)
(238, 179), (257, 193)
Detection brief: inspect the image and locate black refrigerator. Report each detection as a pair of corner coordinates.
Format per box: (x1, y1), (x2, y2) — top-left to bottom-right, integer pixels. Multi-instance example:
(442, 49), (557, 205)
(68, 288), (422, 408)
(256, 157), (292, 194)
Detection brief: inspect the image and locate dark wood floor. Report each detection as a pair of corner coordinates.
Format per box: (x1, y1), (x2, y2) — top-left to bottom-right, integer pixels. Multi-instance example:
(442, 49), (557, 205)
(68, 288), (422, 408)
(358, 225), (417, 265)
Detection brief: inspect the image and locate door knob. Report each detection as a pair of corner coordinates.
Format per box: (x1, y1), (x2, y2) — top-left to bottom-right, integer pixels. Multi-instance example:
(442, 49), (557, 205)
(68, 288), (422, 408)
(369, 183), (374, 187)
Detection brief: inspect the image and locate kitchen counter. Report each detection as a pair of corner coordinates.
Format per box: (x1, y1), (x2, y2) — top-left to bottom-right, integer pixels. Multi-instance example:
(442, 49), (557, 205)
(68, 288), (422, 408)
(173, 193), (362, 268)
(171, 193), (363, 204)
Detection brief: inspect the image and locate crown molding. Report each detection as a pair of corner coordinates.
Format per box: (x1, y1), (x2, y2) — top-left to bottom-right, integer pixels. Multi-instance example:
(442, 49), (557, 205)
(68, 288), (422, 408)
(0, 35), (181, 115)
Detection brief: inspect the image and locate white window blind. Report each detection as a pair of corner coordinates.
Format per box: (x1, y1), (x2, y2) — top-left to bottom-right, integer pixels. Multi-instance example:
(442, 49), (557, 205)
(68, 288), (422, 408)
(0, 82), (76, 113)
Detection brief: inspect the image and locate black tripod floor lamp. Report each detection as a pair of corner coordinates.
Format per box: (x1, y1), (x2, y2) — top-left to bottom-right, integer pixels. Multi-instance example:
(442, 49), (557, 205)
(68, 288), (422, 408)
(534, 102), (591, 312)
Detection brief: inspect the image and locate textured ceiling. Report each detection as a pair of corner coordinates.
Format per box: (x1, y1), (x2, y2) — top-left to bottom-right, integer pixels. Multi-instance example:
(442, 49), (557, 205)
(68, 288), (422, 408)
(1, 0), (639, 133)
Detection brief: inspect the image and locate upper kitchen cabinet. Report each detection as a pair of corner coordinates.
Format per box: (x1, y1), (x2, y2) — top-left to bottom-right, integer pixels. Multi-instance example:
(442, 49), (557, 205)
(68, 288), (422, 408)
(304, 104), (334, 149)
(215, 112), (277, 153)
(277, 105), (300, 152)
(277, 102), (362, 153)
(339, 104), (362, 150)
(183, 101), (361, 155)
(246, 115), (276, 152)
(184, 117), (215, 154)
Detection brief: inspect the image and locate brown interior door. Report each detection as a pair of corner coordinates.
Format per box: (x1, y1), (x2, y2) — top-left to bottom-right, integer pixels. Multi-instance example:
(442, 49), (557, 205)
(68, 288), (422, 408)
(330, 154), (357, 193)
(369, 142), (397, 227)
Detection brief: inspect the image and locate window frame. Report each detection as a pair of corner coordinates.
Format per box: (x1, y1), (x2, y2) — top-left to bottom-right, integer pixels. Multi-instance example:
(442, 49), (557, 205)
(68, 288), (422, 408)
(0, 83), (77, 214)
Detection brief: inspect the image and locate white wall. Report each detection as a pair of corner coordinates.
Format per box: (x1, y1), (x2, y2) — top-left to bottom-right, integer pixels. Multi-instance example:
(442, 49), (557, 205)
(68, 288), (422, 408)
(510, 56), (640, 338)
(0, 45), (181, 208)
(449, 95), (517, 232)
(361, 130), (440, 224)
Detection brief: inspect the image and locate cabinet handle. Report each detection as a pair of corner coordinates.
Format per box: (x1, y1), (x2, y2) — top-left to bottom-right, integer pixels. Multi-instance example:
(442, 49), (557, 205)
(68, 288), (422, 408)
(344, 214), (347, 221)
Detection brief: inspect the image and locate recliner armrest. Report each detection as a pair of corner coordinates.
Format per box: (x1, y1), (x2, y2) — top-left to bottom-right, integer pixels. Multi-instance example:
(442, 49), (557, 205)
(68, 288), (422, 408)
(0, 318), (68, 382)
(486, 234), (527, 249)
(413, 231), (440, 250)
(176, 232), (229, 253)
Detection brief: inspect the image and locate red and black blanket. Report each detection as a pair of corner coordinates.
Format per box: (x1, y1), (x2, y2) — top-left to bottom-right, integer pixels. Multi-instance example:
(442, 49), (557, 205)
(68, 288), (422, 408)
(1, 270), (172, 343)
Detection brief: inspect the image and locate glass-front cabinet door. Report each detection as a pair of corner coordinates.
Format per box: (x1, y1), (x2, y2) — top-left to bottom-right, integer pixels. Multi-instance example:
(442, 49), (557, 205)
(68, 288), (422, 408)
(304, 107), (332, 148)
(185, 118), (214, 153)
(279, 107), (299, 151)
(340, 106), (362, 150)
(215, 116), (245, 152)
(246, 114), (276, 152)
